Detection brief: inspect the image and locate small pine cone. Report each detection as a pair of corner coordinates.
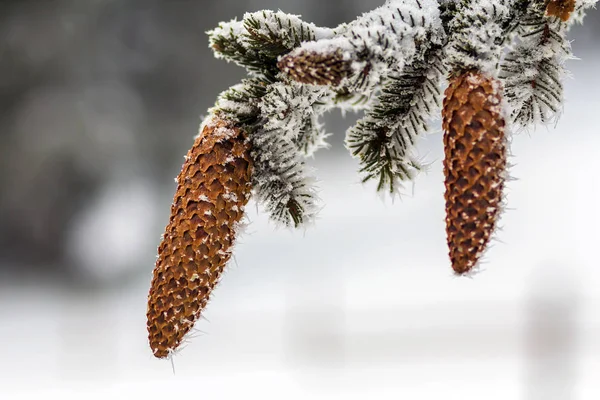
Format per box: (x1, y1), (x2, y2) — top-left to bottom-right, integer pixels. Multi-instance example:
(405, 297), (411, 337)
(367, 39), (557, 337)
(278, 49), (351, 86)
(442, 71), (507, 275)
(147, 116), (253, 358)
(546, 0), (576, 21)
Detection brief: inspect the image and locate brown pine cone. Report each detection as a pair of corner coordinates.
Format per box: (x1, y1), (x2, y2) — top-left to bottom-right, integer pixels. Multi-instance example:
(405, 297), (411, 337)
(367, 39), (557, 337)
(147, 116), (253, 358)
(278, 49), (351, 86)
(546, 0), (576, 21)
(442, 71), (507, 275)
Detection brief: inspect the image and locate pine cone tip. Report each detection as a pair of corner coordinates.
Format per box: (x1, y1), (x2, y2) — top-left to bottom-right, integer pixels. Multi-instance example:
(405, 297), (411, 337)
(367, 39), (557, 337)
(278, 49), (351, 86)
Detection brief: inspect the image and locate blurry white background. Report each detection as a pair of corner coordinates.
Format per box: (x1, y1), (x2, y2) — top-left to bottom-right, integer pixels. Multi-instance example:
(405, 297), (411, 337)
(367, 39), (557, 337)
(0, 1), (599, 399)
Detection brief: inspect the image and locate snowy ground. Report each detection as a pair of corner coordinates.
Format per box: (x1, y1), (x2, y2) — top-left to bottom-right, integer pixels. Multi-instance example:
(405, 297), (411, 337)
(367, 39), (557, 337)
(1, 54), (599, 400)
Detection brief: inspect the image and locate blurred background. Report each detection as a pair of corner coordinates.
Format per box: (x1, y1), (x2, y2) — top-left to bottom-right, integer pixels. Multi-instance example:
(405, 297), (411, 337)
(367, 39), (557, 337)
(0, 1), (599, 398)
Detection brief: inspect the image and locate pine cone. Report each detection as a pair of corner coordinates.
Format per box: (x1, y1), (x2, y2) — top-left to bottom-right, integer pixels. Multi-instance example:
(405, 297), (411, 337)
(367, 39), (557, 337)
(147, 117), (253, 358)
(442, 71), (507, 275)
(278, 49), (351, 86)
(546, 0), (576, 21)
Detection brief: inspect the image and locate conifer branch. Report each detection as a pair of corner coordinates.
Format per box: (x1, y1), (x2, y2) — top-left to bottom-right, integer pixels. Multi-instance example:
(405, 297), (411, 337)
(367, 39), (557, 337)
(250, 128), (320, 227)
(211, 79), (323, 227)
(279, 0), (444, 94)
(346, 42), (445, 194)
(147, 0), (599, 358)
(208, 11), (335, 82)
(211, 79), (265, 123)
(292, 111), (330, 157)
(500, 1), (572, 127)
(445, 0), (511, 74)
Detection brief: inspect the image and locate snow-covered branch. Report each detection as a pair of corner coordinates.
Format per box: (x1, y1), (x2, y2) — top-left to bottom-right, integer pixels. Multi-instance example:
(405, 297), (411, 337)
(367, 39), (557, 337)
(147, 0), (599, 360)
(204, 0), (597, 220)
